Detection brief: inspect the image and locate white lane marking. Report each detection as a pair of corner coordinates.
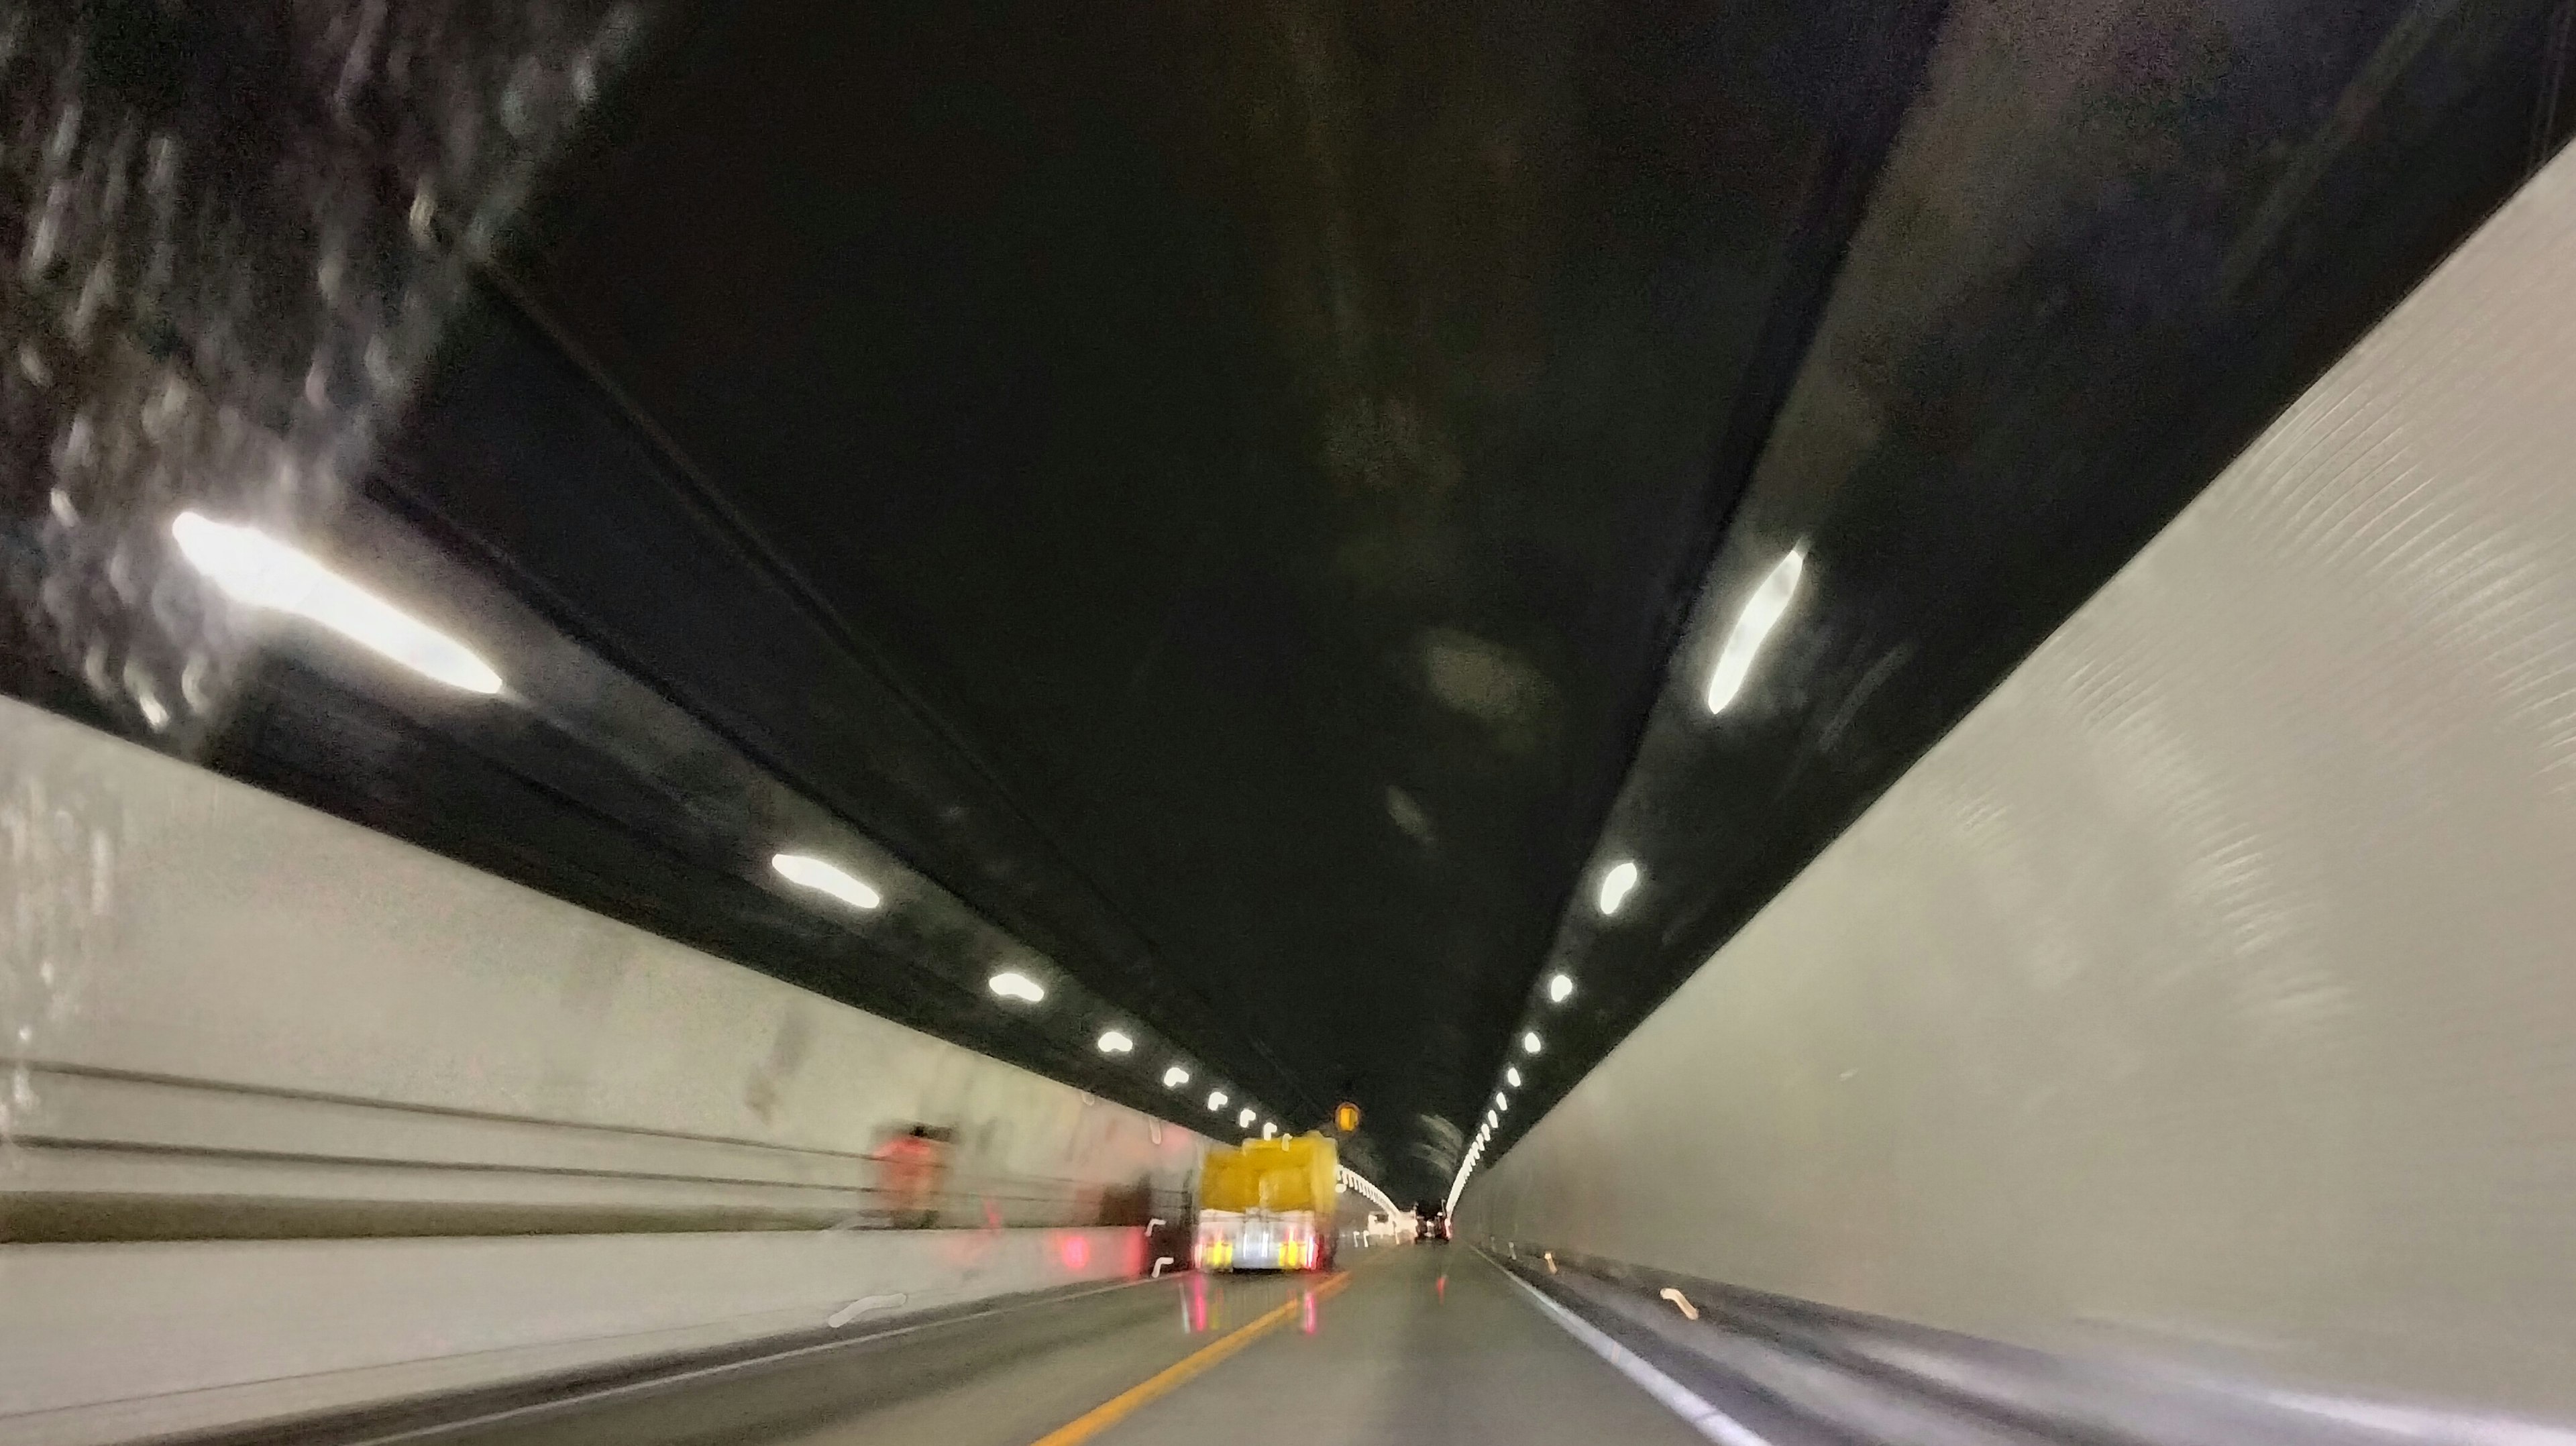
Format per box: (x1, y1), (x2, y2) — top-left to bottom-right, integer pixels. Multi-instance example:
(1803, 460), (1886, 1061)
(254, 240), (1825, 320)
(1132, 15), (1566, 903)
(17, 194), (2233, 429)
(827, 1292), (908, 1327)
(1484, 1252), (1770, 1446)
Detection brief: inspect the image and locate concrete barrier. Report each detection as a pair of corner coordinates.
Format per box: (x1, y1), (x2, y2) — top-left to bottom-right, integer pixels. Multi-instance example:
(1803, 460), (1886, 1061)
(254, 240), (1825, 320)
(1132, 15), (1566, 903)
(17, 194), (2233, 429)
(0, 1226), (1146, 1445)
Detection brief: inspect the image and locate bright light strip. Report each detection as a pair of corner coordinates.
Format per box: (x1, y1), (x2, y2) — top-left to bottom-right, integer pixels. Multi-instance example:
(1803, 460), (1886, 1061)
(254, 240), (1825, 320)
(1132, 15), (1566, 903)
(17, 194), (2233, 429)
(1237, 1107), (1256, 1129)
(987, 970), (1045, 1003)
(1338, 1166), (1402, 1219)
(1452, 1101), (1505, 1217)
(1207, 1090), (1229, 1111)
(1263, 1121), (1279, 1138)
(1547, 972), (1575, 1004)
(171, 512), (503, 695)
(1704, 546), (1805, 714)
(1163, 1065), (1191, 1089)
(1495, 1093), (1507, 1110)
(1504, 1066), (1521, 1087)
(770, 852), (883, 911)
(1595, 859), (1641, 916)
(1521, 1031), (1544, 1055)
(1097, 1029), (1134, 1055)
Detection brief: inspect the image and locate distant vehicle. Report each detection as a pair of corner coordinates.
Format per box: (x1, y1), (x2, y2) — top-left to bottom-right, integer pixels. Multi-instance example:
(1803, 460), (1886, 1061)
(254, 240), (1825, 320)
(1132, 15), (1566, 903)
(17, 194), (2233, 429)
(1195, 1132), (1338, 1271)
(1416, 1209), (1450, 1241)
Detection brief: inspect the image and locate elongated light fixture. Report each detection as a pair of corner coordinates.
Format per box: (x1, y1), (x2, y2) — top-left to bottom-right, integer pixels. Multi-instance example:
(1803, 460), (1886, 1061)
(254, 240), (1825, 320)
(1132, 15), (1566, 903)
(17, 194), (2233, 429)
(1705, 547), (1806, 714)
(172, 512), (502, 695)
(771, 852), (883, 911)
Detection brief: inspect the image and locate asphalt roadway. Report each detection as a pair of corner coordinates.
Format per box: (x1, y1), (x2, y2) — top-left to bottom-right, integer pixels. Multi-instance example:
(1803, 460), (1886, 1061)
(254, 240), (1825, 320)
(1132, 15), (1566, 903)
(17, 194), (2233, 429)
(398, 1242), (1709, 1446)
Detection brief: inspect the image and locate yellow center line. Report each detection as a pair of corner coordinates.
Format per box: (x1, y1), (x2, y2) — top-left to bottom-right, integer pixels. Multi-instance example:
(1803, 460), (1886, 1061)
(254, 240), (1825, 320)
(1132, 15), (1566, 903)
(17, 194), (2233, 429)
(1026, 1268), (1360, 1446)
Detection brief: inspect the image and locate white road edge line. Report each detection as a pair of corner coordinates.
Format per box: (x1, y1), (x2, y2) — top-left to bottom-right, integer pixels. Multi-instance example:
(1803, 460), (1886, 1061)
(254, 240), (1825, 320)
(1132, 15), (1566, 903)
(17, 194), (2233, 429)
(1481, 1249), (1772, 1446)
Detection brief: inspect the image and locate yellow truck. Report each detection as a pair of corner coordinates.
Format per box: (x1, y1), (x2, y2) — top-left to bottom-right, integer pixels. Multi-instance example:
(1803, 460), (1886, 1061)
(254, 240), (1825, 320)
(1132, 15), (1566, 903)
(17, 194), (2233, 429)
(1193, 1132), (1338, 1272)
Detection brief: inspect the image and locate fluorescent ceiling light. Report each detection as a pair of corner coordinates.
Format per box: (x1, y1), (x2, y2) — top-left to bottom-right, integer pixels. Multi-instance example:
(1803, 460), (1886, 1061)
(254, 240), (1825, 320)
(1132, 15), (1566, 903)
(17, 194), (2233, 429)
(987, 970), (1044, 1003)
(1705, 546), (1806, 714)
(1521, 1032), (1543, 1055)
(1596, 860), (1641, 916)
(1504, 1066), (1521, 1087)
(1097, 1030), (1134, 1055)
(770, 852), (883, 911)
(1163, 1066), (1191, 1089)
(1208, 1090), (1229, 1111)
(172, 511), (502, 695)
(1547, 972), (1574, 1004)
(1237, 1107), (1256, 1129)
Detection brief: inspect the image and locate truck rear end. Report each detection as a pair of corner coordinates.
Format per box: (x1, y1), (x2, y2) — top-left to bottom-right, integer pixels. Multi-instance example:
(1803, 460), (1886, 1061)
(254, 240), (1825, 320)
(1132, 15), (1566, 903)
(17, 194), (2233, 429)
(1193, 1133), (1338, 1272)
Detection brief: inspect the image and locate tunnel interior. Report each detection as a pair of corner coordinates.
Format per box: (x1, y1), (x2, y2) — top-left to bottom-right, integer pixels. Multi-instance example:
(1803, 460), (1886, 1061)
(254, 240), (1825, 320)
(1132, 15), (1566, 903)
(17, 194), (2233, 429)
(5, 0), (2576, 1440)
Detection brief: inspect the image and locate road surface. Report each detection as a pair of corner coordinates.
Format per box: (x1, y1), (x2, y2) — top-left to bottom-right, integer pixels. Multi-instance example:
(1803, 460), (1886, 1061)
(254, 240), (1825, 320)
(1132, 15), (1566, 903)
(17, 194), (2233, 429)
(398, 1243), (1708, 1446)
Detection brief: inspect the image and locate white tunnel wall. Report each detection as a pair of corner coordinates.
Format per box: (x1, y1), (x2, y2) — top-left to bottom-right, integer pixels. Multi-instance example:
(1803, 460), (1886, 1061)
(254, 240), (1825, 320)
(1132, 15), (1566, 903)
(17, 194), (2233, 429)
(0, 693), (1205, 1189)
(0, 692), (1206, 1442)
(1459, 143), (2576, 1416)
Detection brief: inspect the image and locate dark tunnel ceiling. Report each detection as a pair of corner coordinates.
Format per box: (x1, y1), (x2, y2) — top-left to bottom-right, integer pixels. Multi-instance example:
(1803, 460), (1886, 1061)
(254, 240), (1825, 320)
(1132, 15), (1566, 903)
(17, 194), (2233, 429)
(157, 0), (2571, 1200)
(392, 0), (1952, 1199)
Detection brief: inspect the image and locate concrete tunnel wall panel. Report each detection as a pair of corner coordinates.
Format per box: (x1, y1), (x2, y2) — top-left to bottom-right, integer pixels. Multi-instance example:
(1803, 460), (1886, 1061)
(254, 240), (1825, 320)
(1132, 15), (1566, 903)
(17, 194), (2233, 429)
(0, 693), (1208, 1440)
(1459, 137), (2576, 1420)
(0, 693), (1206, 1191)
